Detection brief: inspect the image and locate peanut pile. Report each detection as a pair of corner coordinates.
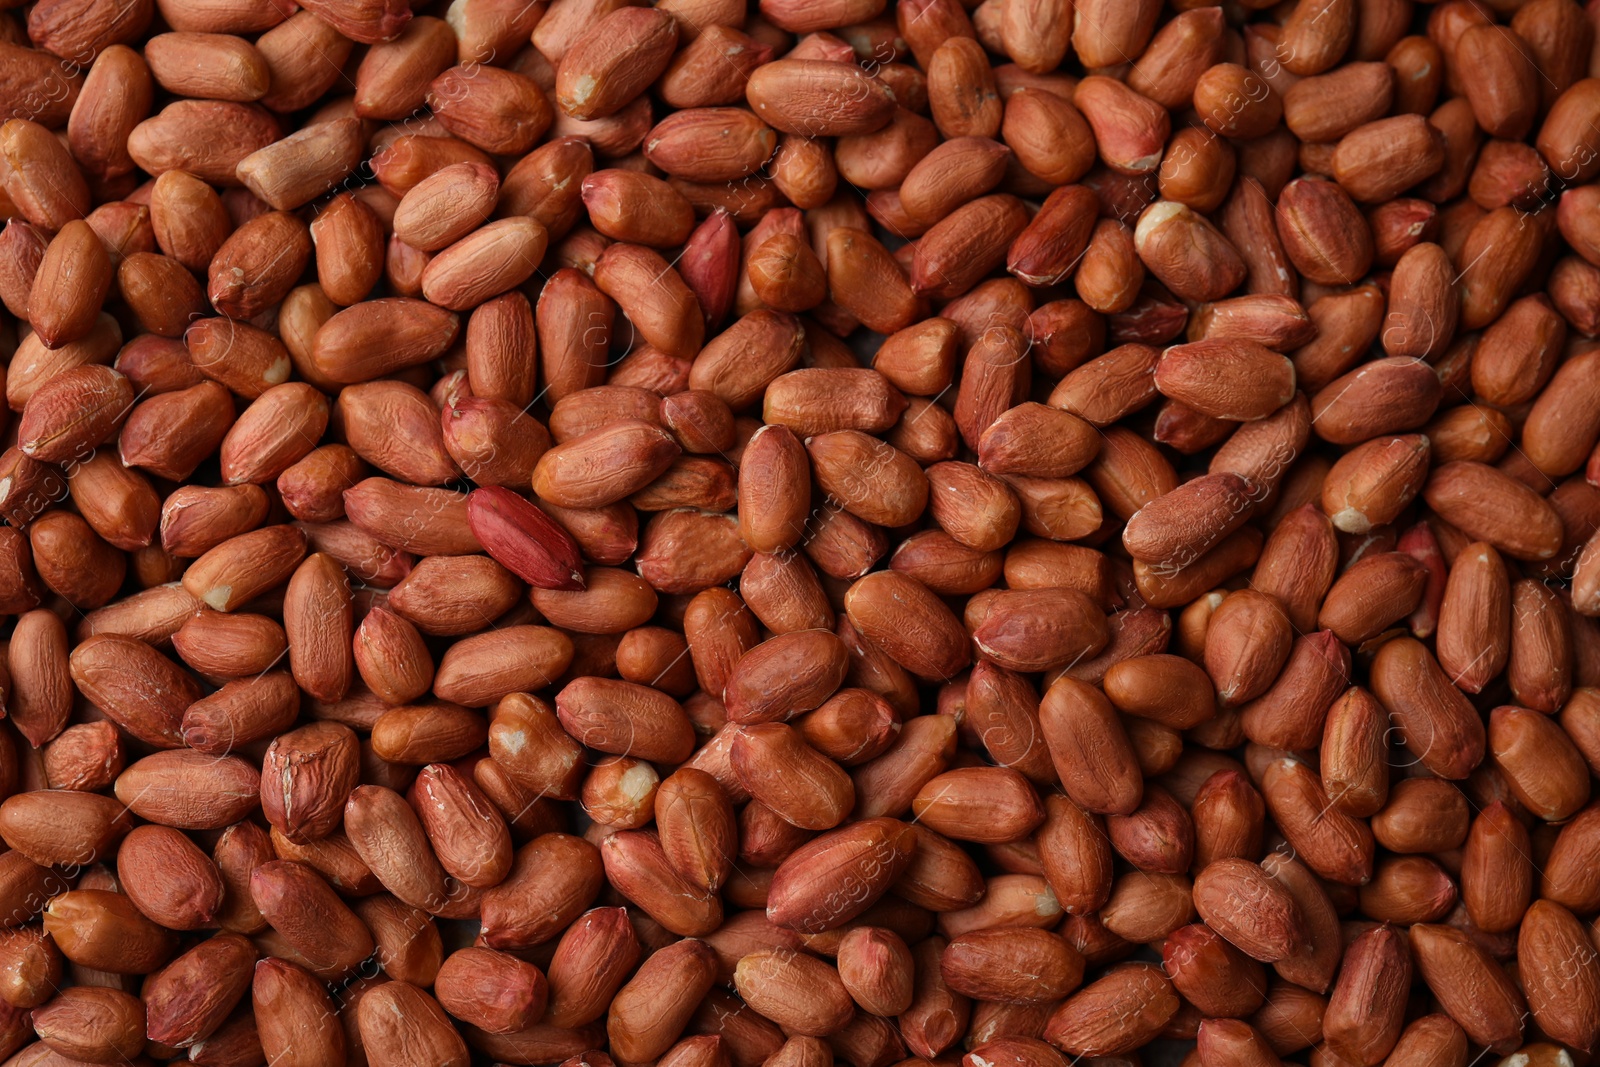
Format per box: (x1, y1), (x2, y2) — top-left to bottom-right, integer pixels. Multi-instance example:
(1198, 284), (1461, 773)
(2, 0), (1600, 1064)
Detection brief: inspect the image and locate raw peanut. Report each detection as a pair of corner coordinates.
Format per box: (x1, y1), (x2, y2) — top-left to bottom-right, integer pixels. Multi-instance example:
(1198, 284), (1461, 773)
(1162, 924), (1267, 1020)
(898, 934), (966, 1056)
(1038, 677), (1142, 817)
(69, 633), (201, 747)
(1074, 77), (1169, 176)
(353, 894), (442, 988)
(808, 430), (927, 528)
(420, 216), (548, 311)
(734, 949), (854, 1037)
(392, 162), (497, 252)
(558, 8), (680, 121)
(825, 227), (920, 335)
(557, 677), (694, 764)
(912, 766), (1043, 844)
(593, 243), (704, 359)
(835, 927), (914, 1017)
(435, 946), (547, 1035)
(1195, 1019), (1283, 1067)
(645, 108), (776, 183)
(180, 523), (306, 612)
(414, 762), (514, 887)
(1474, 295), (1567, 409)
(309, 192), (383, 306)
(284, 552), (354, 703)
(1369, 637), (1485, 780)
(259, 720), (360, 845)
(940, 928), (1083, 1004)
(358, 980), (471, 1066)
(1285, 63), (1395, 144)
(257, 11), (352, 111)
(977, 402), (1097, 479)
(748, 59), (896, 137)
(30, 220), (113, 348)
(252, 957), (347, 1067)
(0, 220), (48, 320)
(466, 486), (584, 590)
(1192, 858), (1304, 963)
(1488, 705), (1590, 821)
(235, 117), (365, 211)
(1123, 473), (1256, 569)
(544, 907), (642, 1028)
(1276, 176), (1375, 286)
(478, 832), (604, 951)
(386, 554), (519, 637)
(1238, 630), (1349, 749)
(1371, 778), (1470, 856)
(1456, 24), (1539, 140)
(185, 318), (295, 399)
(120, 379), (233, 480)
(1155, 340), (1294, 422)
(353, 17), (455, 119)
(370, 702), (486, 763)
(342, 478), (479, 556)
(1518, 899), (1600, 1052)
(67, 45), (153, 181)
(1380, 1015), (1467, 1067)
(1043, 963), (1180, 1057)
(1458, 800), (1533, 934)
(1, 119), (92, 230)
(1333, 114), (1446, 202)
(875, 319), (958, 397)
(1507, 578), (1572, 712)
(1260, 852), (1340, 996)
(745, 230), (825, 313)
(844, 571), (971, 681)
(143, 932), (256, 1048)
(429, 65), (553, 156)
(1135, 203), (1246, 304)
(293, 0), (408, 43)
(0, 790), (131, 869)
(207, 210), (311, 319)
(765, 818), (916, 933)
(44, 889), (174, 974)
(1261, 757), (1374, 887)
(372, 135), (492, 199)
(311, 298), (461, 384)
(118, 823), (225, 930)
(531, 565), (658, 633)
(765, 368), (905, 437)
(343, 785), (452, 913)
(42, 720), (124, 792)
(1310, 355), (1442, 445)
(1188, 767), (1265, 870)
(1423, 461), (1563, 561)
(655, 768), (737, 894)
(147, 170), (232, 272)
(1101, 655), (1213, 731)
(32, 986), (145, 1062)
(1319, 686), (1391, 818)
(724, 630), (849, 725)
(1318, 552), (1428, 644)
(972, 587), (1107, 673)
(1321, 435), (1431, 533)
(1410, 923), (1526, 1054)
(608, 937), (719, 1059)
(115, 749), (261, 830)
(18, 364), (135, 464)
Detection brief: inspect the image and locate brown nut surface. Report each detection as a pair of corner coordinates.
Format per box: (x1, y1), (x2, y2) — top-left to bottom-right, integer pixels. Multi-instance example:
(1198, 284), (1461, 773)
(0, 5), (1596, 1067)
